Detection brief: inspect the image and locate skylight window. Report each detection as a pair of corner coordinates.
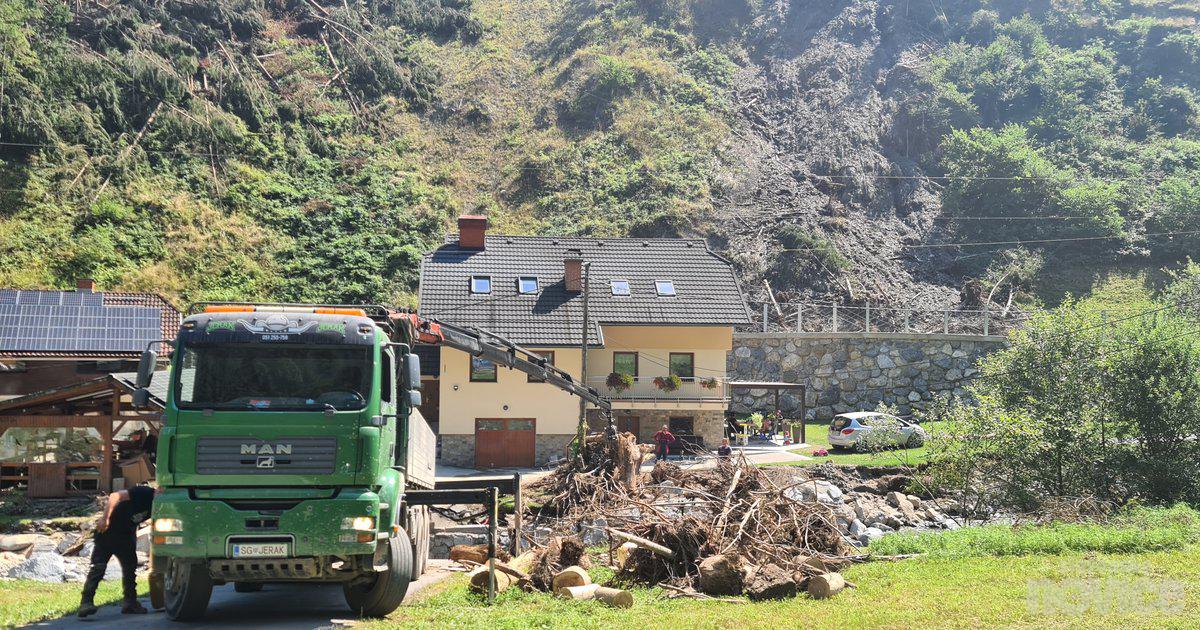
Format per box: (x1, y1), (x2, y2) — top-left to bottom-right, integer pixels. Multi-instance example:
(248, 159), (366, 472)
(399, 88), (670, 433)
(655, 280), (676, 297)
(518, 276), (538, 294)
(611, 280), (631, 296)
(471, 276), (492, 294)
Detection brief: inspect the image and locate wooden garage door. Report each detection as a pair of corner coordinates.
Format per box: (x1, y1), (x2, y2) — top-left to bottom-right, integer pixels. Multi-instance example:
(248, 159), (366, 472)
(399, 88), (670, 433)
(474, 418), (535, 469)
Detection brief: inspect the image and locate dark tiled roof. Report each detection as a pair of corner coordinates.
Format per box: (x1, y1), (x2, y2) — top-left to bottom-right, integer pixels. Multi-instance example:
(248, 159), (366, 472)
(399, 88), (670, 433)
(0, 289), (182, 358)
(418, 235), (750, 345)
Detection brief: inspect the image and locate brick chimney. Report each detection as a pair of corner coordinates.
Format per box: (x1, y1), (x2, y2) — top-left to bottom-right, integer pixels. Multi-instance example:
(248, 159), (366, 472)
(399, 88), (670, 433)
(564, 249), (583, 293)
(457, 215), (488, 250)
(76, 278), (96, 292)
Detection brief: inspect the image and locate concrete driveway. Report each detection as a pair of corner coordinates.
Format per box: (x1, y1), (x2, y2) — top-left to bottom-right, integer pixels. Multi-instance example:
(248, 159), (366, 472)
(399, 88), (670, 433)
(26, 561), (454, 630)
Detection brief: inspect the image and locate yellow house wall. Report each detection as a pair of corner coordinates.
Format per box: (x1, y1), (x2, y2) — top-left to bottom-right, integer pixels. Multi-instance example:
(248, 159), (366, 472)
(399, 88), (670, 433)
(589, 325), (732, 381)
(438, 326), (733, 437)
(438, 347), (582, 435)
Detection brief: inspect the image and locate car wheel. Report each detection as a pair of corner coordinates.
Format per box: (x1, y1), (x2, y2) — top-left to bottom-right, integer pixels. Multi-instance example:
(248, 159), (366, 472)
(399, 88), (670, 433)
(344, 530), (412, 617)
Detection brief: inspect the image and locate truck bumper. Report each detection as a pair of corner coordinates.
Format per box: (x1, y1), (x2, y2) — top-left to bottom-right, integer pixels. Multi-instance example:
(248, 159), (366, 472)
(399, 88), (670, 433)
(150, 487), (381, 561)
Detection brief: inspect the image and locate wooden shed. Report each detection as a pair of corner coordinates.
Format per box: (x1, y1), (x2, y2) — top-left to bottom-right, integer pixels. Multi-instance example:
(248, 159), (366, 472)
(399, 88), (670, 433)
(0, 371), (167, 496)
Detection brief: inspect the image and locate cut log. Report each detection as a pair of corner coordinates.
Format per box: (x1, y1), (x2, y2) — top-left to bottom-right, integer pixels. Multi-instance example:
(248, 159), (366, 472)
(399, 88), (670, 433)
(606, 528), (675, 559)
(468, 565), (515, 594)
(614, 432), (643, 491)
(555, 583), (601, 600)
(698, 554), (744, 596)
(450, 544), (489, 565)
(509, 549), (539, 574)
(615, 542), (638, 568)
(807, 572), (846, 599)
(551, 565), (592, 591)
(594, 586), (634, 608)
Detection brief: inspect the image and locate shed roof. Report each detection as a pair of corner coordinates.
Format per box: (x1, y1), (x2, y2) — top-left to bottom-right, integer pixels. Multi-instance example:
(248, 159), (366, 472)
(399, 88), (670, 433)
(0, 289), (181, 359)
(418, 235), (750, 345)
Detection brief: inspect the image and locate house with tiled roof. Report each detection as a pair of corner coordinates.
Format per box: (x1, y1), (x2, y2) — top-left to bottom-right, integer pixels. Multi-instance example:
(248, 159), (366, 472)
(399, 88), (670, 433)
(0, 280), (181, 399)
(419, 216), (751, 468)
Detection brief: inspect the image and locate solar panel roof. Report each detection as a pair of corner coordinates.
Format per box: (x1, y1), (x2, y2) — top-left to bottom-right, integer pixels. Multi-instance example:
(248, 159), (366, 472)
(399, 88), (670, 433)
(0, 289), (164, 354)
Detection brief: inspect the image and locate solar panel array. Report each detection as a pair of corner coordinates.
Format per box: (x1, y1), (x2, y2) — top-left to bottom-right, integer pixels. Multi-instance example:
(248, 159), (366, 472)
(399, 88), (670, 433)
(0, 289), (163, 353)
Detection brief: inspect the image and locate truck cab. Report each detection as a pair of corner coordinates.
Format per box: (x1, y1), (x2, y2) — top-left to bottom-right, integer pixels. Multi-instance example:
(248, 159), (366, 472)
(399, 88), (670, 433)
(139, 304), (434, 621)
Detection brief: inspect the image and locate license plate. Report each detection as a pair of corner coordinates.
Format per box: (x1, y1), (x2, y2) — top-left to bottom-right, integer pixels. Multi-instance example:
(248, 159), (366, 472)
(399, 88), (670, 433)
(231, 543), (289, 558)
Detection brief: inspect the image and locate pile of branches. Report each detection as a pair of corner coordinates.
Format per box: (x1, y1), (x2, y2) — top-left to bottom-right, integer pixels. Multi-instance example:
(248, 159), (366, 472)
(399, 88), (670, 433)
(525, 433), (853, 589)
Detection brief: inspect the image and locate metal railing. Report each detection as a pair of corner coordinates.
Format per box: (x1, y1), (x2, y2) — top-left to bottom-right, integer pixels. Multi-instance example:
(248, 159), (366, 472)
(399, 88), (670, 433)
(741, 301), (1029, 336)
(587, 376), (729, 401)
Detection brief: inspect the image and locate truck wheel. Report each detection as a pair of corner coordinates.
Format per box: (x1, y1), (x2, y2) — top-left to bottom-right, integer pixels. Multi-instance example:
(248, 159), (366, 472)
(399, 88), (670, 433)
(164, 559), (213, 621)
(234, 582), (263, 593)
(407, 506), (430, 577)
(344, 531), (412, 617)
(149, 554), (166, 610)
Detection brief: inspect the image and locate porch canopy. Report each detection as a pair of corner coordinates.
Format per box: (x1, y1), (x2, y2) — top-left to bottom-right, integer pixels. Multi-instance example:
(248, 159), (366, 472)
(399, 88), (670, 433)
(0, 371), (167, 495)
(726, 381), (807, 443)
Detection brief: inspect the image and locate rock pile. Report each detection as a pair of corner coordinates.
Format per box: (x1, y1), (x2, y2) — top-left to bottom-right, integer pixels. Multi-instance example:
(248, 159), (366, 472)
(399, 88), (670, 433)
(0, 529), (149, 583)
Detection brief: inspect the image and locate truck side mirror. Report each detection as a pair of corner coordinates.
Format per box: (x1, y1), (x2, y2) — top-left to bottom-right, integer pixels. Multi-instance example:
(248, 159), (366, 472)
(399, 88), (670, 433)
(132, 388), (151, 408)
(136, 350), (157, 388)
(408, 390), (422, 408)
(406, 354), (421, 391)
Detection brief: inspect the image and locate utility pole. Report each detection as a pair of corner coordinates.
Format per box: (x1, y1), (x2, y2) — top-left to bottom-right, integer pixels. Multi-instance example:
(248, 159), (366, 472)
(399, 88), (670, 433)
(574, 262), (592, 467)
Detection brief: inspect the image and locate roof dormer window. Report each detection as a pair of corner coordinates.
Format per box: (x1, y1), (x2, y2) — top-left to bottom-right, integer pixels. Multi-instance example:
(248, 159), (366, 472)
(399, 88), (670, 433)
(518, 276), (538, 294)
(655, 280), (676, 297)
(470, 276), (492, 294)
(611, 279), (631, 296)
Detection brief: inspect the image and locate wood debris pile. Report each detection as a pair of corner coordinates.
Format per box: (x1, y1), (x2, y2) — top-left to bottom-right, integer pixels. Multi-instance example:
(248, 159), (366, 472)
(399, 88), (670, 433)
(521, 433), (861, 600)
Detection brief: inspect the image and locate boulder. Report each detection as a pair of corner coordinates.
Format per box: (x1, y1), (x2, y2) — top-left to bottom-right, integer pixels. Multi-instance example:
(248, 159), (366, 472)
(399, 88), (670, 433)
(785, 480), (844, 505)
(858, 527), (885, 546)
(848, 519), (867, 537)
(0, 533), (45, 553)
(886, 491), (920, 523)
(0, 551), (26, 575)
(745, 564), (796, 601)
(55, 533), (81, 555)
(8, 552), (66, 582)
(698, 554), (744, 596)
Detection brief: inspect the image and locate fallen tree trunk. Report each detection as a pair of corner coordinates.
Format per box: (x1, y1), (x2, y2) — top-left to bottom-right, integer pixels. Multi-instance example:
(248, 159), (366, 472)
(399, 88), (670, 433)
(607, 528), (675, 559)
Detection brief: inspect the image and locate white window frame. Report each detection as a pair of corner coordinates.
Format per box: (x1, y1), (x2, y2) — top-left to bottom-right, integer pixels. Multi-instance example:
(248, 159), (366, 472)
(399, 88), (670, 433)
(470, 275), (492, 294)
(517, 276), (539, 294)
(655, 280), (676, 297)
(611, 279), (631, 296)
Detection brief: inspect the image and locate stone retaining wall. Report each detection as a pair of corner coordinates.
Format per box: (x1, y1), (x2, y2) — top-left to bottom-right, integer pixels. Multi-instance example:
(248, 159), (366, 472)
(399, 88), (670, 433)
(729, 332), (1006, 421)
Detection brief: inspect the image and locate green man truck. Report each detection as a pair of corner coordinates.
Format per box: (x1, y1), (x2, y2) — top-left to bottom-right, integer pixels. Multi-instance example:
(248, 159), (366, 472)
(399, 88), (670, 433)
(133, 302), (609, 621)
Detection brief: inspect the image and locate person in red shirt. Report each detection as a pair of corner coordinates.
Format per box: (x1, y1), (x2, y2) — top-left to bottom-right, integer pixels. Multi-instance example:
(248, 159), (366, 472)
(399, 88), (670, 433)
(653, 425), (675, 461)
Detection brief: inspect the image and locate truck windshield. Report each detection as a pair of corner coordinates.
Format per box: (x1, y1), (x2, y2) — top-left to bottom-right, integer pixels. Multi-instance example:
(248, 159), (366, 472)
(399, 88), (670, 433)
(175, 344), (372, 411)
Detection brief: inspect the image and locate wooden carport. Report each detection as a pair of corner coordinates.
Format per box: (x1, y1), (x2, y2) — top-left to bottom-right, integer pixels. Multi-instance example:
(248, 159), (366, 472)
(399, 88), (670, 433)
(0, 372), (166, 495)
(726, 381), (807, 444)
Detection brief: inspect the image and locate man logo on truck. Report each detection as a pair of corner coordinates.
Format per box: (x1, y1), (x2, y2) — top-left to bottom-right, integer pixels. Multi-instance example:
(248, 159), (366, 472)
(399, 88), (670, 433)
(256, 456), (275, 469)
(240, 443), (293, 455)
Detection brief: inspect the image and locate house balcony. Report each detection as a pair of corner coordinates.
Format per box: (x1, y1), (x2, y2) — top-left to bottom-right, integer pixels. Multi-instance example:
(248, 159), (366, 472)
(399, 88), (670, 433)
(588, 376), (730, 409)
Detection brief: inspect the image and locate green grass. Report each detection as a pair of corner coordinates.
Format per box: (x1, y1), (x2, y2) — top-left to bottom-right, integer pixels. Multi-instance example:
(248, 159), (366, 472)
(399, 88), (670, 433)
(761, 421), (939, 468)
(0, 578), (148, 628)
(872, 505), (1200, 558)
(365, 549), (1200, 629)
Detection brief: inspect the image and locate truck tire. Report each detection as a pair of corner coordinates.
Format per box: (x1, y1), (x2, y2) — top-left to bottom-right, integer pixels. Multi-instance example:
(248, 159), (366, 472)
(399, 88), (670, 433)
(407, 506), (430, 577)
(163, 559), (213, 621)
(344, 531), (412, 617)
(234, 582), (263, 593)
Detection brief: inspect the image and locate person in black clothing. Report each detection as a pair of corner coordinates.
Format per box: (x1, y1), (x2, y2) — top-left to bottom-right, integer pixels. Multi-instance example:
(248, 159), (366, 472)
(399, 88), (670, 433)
(79, 484), (156, 617)
(716, 437), (733, 459)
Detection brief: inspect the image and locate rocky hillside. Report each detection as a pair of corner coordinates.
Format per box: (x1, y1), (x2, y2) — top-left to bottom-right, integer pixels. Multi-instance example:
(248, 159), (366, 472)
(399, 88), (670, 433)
(3, 0), (1200, 313)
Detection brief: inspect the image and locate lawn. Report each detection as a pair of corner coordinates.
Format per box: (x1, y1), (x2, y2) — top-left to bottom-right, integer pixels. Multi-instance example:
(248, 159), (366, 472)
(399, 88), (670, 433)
(367, 549), (1200, 629)
(767, 421), (942, 468)
(0, 578), (148, 628)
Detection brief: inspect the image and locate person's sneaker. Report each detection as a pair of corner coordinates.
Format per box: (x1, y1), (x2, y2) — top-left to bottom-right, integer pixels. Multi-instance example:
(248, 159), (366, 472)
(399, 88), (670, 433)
(77, 603), (99, 618)
(121, 601), (149, 614)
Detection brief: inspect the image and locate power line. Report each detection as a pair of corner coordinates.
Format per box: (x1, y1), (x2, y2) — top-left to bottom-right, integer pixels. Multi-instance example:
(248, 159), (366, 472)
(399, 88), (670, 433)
(778, 229), (1200, 253)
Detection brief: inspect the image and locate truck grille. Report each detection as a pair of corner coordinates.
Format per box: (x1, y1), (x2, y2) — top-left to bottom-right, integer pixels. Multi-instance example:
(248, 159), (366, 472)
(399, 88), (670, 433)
(195, 437), (337, 475)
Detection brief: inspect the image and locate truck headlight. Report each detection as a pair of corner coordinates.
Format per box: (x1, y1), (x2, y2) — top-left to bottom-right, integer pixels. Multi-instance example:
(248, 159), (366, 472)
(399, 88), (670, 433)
(342, 516), (375, 531)
(153, 518), (183, 532)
